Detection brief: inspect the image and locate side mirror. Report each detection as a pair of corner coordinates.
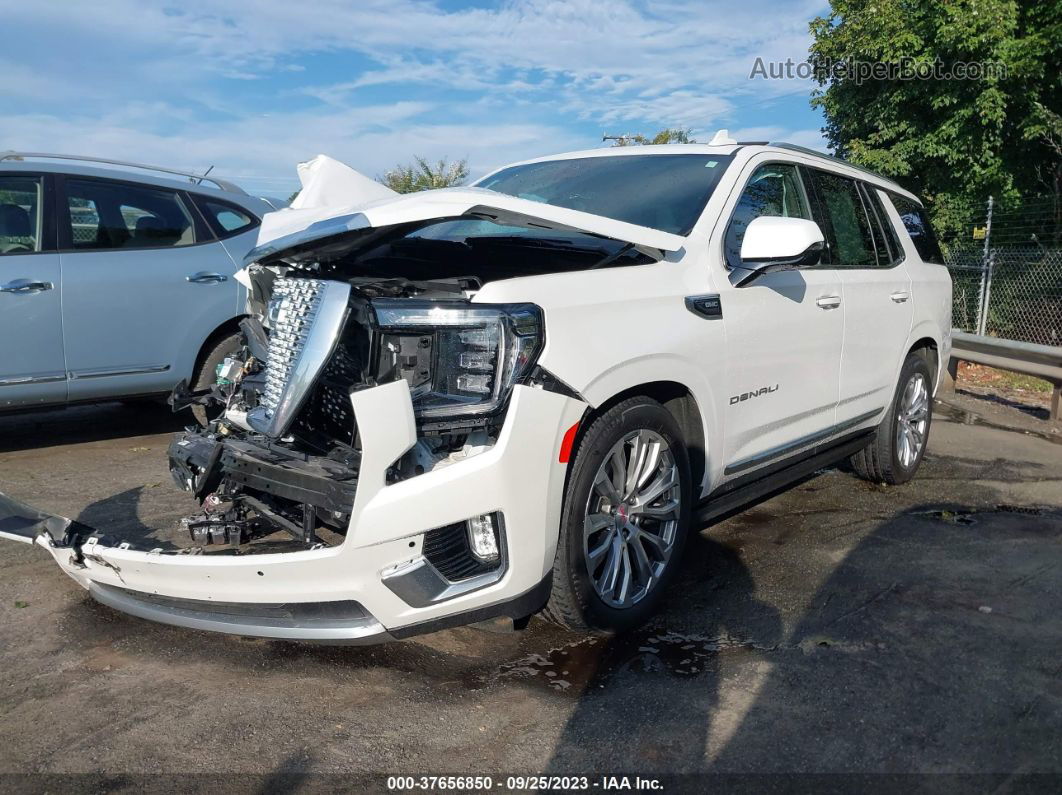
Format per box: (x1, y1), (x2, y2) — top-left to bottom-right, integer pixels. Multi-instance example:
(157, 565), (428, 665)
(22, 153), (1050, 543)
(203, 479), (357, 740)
(730, 216), (825, 287)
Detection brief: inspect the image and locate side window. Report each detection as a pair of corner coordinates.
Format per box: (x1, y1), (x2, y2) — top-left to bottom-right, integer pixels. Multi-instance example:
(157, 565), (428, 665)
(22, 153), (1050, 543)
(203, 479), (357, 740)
(809, 170), (877, 268)
(65, 179), (195, 250)
(724, 162), (811, 268)
(0, 175), (42, 254)
(192, 196), (258, 237)
(861, 185), (904, 265)
(889, 194), (944, 263)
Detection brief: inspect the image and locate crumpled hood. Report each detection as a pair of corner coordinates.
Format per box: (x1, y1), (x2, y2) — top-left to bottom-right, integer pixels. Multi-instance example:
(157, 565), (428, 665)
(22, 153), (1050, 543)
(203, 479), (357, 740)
(248, 176), (686, 267)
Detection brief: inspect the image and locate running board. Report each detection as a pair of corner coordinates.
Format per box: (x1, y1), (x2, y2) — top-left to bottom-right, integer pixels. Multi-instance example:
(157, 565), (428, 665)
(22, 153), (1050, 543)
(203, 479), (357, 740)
(695, 429), (874, 526)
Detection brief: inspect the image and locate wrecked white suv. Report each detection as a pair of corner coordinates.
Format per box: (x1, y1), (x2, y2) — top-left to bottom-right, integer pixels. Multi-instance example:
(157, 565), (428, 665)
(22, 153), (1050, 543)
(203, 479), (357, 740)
(0, 140), (952, 642)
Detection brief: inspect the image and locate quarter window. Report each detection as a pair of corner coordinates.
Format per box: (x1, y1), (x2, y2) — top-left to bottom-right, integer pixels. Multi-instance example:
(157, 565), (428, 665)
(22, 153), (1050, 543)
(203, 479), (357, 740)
(193, 197), (257, 237)
(724, 163), (812, 268)
(65, 179), (195, 250)
(809, 171), (877, 268)
(889, 195), (944, 263)
(0, 176), (42, 254)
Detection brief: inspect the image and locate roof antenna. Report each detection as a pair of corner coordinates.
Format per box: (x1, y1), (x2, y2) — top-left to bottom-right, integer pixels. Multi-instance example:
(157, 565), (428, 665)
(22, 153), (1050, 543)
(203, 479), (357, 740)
(194, 165), (214, 185)
(708, 129), (737, 146)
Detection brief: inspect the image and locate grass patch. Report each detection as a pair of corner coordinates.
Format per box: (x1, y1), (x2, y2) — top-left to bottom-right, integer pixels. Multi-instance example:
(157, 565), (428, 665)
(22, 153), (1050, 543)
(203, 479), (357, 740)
(958, 362), (1054, 394)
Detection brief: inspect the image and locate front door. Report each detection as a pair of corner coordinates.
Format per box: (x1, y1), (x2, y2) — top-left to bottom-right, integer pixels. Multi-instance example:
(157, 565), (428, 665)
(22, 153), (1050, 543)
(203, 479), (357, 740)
(715, 159), (844, 479)
(57, 175), (237, 401)
(0, 173), (65, 408)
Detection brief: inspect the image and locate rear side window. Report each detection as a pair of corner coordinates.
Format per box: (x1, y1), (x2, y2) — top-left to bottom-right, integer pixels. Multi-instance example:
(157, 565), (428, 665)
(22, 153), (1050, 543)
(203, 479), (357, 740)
(808, 170), (877, 268)
(889, 195), (944, 263)
(0, 175), (42, 254)
(193, 197), (258, 238)
(724, 162), (812, 268)
(65, 178), (196, 250)
(861, 185), (904, 265)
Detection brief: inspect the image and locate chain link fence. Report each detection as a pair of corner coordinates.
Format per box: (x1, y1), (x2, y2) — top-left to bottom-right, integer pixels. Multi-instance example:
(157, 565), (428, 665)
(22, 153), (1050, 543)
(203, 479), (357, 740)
(941, 196), (1062, 347)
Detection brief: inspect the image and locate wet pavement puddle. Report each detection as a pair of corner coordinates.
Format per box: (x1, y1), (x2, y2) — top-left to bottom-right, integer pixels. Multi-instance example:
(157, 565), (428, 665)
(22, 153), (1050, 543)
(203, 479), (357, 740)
(492, 631), (762, 693)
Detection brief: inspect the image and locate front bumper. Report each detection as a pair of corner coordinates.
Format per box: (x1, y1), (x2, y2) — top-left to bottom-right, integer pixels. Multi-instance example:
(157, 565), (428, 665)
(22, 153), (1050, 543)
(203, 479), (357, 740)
(0, 381), (585, 642)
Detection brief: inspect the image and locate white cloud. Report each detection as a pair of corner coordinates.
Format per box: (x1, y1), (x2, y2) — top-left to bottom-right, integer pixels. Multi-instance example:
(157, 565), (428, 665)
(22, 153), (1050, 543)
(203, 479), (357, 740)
(1, 0), (828, 183)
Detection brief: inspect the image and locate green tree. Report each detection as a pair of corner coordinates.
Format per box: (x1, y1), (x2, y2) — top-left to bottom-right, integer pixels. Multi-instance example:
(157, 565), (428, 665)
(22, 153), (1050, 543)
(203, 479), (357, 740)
(609, 128), (697, 146)
(380, 156), (470, 193)
(809, 0), (1061, 237)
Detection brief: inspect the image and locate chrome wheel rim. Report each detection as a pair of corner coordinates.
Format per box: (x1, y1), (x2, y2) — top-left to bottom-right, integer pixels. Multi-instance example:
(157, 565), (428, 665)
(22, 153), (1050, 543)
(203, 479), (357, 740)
(583, 429), (680, 609)
(896, 372), (930, 469)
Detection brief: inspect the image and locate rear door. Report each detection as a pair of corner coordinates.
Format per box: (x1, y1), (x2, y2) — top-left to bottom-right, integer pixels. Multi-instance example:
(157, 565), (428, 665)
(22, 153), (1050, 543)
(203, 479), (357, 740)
(805, 169), (914, 425)
(0, 173), (66, 408)
(57, 176), (239, 401)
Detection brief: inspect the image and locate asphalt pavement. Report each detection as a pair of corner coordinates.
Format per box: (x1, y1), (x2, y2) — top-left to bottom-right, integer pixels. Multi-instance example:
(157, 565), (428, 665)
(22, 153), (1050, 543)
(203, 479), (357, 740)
(0, 394), (1059, 790)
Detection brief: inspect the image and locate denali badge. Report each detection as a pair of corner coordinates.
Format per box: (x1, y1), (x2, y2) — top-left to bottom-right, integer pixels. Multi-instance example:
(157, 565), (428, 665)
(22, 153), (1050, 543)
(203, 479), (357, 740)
(730, 384), (779, 405)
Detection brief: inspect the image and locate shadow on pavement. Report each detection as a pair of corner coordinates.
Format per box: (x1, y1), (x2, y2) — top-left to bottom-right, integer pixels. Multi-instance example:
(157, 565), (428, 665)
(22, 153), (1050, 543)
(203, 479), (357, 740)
(0, 401), (188, 453)
(544, 502), (1062, 779)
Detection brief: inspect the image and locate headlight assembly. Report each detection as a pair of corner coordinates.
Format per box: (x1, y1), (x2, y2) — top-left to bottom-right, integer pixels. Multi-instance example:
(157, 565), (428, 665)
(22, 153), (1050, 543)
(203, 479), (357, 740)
(370, 299), (544, 420)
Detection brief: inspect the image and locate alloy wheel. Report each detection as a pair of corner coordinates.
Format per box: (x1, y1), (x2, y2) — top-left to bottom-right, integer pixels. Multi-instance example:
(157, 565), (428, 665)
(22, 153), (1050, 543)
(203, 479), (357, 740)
(896, 372), (930, 469)
(583, 429), (681, 608)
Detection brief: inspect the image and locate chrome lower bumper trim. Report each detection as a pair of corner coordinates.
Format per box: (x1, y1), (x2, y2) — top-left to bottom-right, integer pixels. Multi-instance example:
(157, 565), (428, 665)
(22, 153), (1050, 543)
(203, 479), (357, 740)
(89, 583), (392, 644)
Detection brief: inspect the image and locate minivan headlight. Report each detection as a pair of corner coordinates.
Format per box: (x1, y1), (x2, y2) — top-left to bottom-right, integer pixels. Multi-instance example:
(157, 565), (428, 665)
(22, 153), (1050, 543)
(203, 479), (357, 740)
(370, 300), (544, 420)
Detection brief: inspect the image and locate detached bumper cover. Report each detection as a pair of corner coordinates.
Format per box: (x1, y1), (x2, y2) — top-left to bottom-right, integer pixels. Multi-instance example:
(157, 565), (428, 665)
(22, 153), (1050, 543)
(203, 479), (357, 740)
(0, 381), (585, 642)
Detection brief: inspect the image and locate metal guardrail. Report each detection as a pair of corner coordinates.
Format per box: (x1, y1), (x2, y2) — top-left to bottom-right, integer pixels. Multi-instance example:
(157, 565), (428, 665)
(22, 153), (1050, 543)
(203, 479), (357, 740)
(946, 330), (1062, 420)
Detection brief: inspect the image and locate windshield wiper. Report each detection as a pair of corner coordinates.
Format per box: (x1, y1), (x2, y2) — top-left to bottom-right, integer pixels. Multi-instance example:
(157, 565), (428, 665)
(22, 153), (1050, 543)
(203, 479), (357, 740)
(590, 242), (636, 269)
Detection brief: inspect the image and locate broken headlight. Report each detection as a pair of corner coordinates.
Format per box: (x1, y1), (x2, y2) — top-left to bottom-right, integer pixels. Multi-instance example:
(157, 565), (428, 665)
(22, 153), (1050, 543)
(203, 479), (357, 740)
(371, 300), (543, 420)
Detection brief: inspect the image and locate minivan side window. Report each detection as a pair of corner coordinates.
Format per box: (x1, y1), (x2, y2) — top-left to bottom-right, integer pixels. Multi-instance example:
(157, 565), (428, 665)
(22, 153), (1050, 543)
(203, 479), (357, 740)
(192, 196), (258, 238)
(65, 179), (196, 250)
(724, 162), (812, 268)
(0, 175), (42, 254)
(808, 170), (877, 268)
(888, 194), (944, 263)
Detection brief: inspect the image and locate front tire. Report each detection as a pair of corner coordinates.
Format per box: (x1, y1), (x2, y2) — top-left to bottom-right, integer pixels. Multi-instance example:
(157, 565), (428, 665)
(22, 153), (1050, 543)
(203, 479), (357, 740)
(850, 351), (934, 485)
(543, 397), (692, 634)
(190, 332), (242, 426)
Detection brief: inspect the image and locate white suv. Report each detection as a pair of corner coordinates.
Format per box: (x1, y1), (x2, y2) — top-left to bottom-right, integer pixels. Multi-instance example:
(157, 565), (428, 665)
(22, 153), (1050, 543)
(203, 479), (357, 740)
(0, 140), (952, 642)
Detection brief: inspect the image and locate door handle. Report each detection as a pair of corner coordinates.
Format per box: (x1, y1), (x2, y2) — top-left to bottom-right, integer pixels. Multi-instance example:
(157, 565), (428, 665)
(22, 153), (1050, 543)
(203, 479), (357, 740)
(1, 279), (53, 294)
(186, 271), (228, 284)
(890, 291), (910, 303)
(815, 295), (841, 309)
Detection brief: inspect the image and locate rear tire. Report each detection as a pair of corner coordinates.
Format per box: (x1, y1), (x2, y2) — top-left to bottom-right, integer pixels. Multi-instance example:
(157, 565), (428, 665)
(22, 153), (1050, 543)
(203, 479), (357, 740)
(190, 332), (242, 426)
(850, 351), (933, 485)
(543, 396), (692, 634)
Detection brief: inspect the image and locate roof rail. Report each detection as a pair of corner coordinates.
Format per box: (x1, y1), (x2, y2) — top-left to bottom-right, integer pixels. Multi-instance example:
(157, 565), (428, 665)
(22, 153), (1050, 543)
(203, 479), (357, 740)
(0, 151), (246, 195)
(766, 142), (900, 188)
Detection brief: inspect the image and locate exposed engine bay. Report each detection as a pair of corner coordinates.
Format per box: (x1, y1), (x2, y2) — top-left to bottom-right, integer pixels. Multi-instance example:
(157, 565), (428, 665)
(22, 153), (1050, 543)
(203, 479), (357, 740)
(163, 218), (613, 557)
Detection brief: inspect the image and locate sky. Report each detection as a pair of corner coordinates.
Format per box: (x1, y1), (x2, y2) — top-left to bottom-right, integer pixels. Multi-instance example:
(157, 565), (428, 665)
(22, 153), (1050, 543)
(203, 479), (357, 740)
(0, 0), (831, 198)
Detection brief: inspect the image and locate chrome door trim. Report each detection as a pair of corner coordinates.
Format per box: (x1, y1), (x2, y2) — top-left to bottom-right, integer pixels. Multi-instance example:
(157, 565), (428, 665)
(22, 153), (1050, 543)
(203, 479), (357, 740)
(724, 407), (884, 476)
(0, 371), (66, 386)
(68, 364), (171, 380)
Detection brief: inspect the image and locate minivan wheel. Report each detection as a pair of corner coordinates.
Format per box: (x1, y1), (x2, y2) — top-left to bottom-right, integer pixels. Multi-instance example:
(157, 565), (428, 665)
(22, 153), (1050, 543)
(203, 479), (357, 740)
(190, 332), (242, 426)
(543, 396), (691, 634)
(850, 351), (934, 485)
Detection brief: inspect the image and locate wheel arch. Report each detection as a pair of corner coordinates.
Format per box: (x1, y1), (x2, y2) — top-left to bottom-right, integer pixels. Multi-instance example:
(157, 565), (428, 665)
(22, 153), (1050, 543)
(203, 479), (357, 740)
(189, 315), (247, 382)
(906, 332), (941, 392)
(580, 380), (707, 495)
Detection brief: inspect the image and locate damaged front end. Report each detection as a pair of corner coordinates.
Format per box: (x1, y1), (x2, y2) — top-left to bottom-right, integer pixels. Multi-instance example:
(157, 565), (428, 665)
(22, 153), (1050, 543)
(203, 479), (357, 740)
(0, 197), (610, 642)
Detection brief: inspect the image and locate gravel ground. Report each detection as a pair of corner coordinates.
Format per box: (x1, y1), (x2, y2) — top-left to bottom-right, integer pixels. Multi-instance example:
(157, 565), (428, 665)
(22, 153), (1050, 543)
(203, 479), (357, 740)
(0, 397), (1059, 791)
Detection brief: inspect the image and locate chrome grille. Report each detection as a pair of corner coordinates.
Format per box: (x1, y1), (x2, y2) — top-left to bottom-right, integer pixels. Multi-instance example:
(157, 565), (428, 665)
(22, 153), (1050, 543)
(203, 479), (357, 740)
(247, 277), (352, 438)
(260, 278), (325, 416)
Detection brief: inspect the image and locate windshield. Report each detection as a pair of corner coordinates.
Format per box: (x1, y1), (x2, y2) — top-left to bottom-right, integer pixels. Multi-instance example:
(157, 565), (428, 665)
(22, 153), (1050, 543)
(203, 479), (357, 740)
(475, 153), (733, 236)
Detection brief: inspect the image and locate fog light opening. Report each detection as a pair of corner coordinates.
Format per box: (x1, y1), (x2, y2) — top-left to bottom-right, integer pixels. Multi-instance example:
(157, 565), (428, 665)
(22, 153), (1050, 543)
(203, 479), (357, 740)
(466, 513), (500, 563)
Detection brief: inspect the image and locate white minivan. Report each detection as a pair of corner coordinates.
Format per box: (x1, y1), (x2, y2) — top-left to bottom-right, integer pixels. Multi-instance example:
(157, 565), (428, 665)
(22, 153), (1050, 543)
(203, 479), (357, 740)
(0, 139), (951, 643)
